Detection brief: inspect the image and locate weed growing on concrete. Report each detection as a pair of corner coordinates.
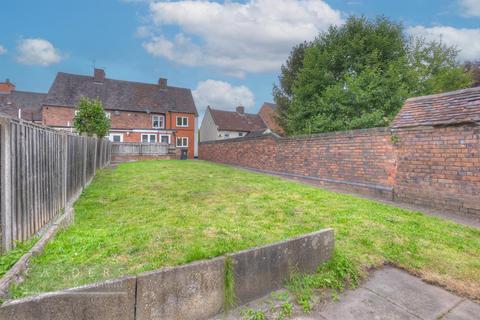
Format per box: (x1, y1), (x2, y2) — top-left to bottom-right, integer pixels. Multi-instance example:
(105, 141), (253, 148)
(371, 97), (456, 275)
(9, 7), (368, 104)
(278, 301), (293, 319)
(224, 255), (236, 312)
(240, 308), (266, 320)
(286, 251), (359, 312)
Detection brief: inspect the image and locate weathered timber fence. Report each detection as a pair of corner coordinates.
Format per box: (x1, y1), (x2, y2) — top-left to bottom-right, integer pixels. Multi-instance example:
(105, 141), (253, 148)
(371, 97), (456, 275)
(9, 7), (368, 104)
(0, 115), (112, 253)
(112, 142), (170, 155)
(111, 142), (177, 163)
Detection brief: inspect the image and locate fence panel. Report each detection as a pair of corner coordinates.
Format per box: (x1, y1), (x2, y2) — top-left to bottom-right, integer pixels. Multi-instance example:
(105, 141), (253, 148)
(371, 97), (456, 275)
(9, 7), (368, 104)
(0, 116), (112, 252)
(111, 142), (169, 156)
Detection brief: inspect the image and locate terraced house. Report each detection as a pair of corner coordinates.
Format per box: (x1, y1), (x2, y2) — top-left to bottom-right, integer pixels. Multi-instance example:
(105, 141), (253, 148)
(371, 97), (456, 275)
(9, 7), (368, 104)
(41, 69), (198, 158)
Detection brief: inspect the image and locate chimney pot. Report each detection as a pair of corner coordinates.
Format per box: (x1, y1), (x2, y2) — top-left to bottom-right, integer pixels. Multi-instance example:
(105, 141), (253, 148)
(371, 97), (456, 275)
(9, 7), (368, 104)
(158, 78), (167, 89)
(94, 68), (105, 83)
(236, 106), (245, 114)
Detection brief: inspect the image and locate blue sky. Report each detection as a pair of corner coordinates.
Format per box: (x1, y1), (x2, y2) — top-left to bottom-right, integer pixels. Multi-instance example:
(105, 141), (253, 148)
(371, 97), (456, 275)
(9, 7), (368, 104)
(1, 0), (479, 119)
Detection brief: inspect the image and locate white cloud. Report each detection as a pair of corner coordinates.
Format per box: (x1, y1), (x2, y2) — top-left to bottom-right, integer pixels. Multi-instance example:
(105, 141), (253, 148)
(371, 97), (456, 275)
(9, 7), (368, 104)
(193, 80), (255, 115)
(0, 45), (6, 55)
(16, 38), (63, 66)
(408, 26), (480, 61)
(143, 0), (343, 75)
(459, 0), (480, 17)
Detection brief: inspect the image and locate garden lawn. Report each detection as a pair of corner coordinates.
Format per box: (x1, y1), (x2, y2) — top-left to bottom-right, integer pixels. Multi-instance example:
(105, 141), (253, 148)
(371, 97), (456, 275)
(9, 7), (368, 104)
(9, 160), (480, 301)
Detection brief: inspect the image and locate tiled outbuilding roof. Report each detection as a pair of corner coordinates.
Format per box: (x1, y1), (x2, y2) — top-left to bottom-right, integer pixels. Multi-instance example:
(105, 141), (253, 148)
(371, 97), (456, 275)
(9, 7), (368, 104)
(392, 87), (480, 128)
(44, 72), (198, 115)
(0, 91), (46, 121)
(209, 107), (267, 132)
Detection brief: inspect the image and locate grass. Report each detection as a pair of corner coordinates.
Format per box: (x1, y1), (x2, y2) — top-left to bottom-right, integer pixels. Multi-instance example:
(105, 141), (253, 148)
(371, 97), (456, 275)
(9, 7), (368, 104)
(7, 160), (480, 301)
(0, 238), (37, 278)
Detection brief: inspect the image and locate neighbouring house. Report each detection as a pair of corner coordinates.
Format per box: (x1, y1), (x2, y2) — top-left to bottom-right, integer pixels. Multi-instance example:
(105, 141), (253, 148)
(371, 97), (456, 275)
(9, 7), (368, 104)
(0, 79), (46, 122)
(200, 103), (282, 142)
(258, 102), (284, 135)
(41, 69), (198, 158)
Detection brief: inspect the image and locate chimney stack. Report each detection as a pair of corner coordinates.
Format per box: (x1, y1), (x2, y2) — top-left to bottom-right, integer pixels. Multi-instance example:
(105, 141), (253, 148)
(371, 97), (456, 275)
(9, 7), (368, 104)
(0, 79), (15, 94)
(93, 68), (105, 83)
(236, 106), (245, 114)
(158, 78), (167, 89)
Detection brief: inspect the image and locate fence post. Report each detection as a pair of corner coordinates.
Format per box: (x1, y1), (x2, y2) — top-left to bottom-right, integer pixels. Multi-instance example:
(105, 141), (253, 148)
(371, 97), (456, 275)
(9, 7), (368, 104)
(82, 134), (88, 187)
(62, 133), (68, 206)
(93, 136), (97, 175)
(0, 117), (13, 252)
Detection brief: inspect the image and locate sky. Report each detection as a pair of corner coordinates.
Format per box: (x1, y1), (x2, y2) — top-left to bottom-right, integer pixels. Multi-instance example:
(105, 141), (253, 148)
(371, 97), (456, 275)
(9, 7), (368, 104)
(1, 0), (479, 120)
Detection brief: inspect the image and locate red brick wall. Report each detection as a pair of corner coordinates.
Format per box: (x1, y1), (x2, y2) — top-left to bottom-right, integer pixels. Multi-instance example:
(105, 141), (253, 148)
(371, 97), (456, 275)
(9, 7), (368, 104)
(200, 128), (396, 198)
(199, 125), (480, 217)
(394, 125), (480, 216)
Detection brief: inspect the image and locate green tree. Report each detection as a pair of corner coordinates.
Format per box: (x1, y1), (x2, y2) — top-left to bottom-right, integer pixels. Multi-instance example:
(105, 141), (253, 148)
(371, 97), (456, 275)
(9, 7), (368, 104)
(273, 42), (311, 129)
(278, 16), (473, 135)
(465, 60), (480, 87)
(73, 97), (110, 137)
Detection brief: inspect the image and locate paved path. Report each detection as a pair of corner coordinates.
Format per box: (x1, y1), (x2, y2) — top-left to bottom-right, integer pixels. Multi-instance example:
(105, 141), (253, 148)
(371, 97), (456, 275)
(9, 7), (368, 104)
(299, 267), (479, 320)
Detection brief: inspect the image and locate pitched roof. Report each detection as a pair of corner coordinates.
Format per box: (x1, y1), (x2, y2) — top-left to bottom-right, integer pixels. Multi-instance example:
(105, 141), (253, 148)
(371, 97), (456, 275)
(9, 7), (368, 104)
(44, 72), (198, 115)
(208, 107), (267, 132)
(0, 91), (46, 121)
(260, 102), (277, 110)
(392, 87), (480, 128)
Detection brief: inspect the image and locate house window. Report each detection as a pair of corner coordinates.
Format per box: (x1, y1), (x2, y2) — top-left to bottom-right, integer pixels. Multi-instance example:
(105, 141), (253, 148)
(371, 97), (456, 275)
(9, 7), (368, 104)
(224, 133), (230, 138)
(160, 134), (170, 144)
(152, 115), (165, 129)
(141, 134), (157, 143)
(176, 137), (188, 147)
(105, 112), (111, 119)
(176, 116), (188, 127)
(239, 132), (244, 137)
(109, 133), (123, 142)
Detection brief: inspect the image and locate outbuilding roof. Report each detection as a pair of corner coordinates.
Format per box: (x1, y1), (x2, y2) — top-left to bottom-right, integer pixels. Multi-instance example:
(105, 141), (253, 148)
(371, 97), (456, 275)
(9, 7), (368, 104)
(44, 72), (198, 115)
(392, 87), (480, 128)
(0, 91), (46, 121)
(208, 107), (267, 132)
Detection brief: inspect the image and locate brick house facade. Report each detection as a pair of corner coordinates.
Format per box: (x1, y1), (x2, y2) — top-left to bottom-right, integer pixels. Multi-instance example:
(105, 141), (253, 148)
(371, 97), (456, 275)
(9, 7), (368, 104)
(41, 69), (198, 158)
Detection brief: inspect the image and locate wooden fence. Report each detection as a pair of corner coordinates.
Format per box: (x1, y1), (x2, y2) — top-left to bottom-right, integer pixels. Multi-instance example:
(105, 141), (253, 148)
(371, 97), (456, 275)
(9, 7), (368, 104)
(111, 142), (170, 155)
(0, 115), (111, 253)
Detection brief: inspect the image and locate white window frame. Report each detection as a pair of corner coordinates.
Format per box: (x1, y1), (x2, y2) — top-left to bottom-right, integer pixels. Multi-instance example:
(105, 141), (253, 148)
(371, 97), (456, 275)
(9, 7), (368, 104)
(141, 134), (157, 143)
(176, 137), (188, 147)
(224, 133), (230, 138)
(152, 115), (165, 129)
(109, 133), (123, 142)
(159, 134), (170, 144)
(105, 112), (111, 119)
(238, 132), (244, 137)
(176, 116), (188, 127)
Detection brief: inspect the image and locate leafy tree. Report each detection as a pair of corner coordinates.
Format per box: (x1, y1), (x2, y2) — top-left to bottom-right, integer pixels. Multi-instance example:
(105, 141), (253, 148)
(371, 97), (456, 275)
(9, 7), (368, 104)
(273, 42), (311, 129)
(277, 16), (473, 135)
(73, 97), (110, 137)
(465, 60), (480, 87)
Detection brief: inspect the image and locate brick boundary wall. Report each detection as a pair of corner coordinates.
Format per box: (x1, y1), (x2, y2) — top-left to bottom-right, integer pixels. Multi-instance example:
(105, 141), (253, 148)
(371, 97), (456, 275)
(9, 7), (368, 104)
(199, 125), (480, 218)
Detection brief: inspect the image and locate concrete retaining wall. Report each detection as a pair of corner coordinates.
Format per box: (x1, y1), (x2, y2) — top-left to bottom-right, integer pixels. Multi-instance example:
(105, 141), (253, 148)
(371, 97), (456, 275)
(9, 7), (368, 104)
(230, 228), (334, 305)
(0, 228), (334, 320)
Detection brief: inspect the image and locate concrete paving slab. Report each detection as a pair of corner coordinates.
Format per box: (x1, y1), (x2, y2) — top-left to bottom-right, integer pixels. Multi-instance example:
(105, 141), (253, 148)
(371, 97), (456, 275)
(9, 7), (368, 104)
(364, 267), (463, 319)
(443, 300), (480, 320)
(319, 287), (420, 320)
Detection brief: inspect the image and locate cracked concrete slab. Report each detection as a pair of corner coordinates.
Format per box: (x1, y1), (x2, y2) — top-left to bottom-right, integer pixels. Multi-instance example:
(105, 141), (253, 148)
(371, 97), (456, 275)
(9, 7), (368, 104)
(443, 300), (480, 320)
(319, 287), (420, 320)
(216, 266), (479, 320)
(363, 267), (463, 319)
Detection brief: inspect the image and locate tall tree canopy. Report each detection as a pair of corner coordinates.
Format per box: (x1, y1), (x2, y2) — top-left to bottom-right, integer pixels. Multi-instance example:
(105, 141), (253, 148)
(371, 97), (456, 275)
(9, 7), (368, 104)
(274, 16), (473, 135)
(73, 97), (111, 137)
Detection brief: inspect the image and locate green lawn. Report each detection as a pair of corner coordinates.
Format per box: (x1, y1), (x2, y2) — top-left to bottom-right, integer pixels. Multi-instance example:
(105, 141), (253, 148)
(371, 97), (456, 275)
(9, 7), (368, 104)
(9, 160), (480, 301)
